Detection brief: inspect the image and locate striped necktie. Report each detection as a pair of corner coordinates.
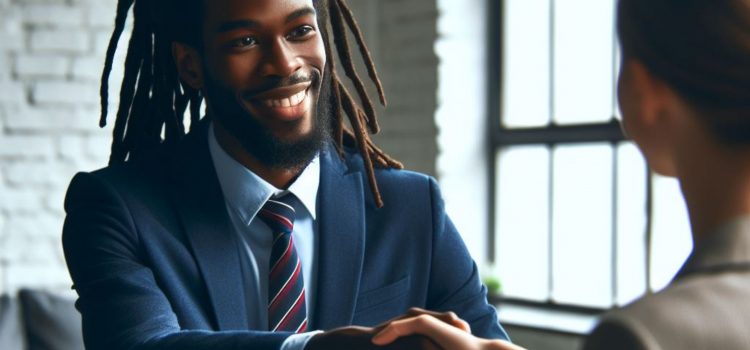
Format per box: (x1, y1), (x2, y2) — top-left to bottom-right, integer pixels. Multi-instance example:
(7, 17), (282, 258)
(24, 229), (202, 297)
(257, 195), (308, 333)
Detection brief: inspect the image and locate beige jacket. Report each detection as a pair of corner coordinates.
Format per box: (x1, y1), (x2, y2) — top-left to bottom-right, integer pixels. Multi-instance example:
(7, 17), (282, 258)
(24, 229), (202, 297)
(584, 217), (750, 350)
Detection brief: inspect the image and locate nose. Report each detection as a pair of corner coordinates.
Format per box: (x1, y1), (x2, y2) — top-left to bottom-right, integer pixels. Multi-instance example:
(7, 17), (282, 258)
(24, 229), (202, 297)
(261, 38), (302, 78)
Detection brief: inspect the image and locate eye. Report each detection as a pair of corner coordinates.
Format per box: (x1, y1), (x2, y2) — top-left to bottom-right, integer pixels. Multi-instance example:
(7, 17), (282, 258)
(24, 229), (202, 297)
(287, 25), (315, 40)
(229, 36), (258, 48)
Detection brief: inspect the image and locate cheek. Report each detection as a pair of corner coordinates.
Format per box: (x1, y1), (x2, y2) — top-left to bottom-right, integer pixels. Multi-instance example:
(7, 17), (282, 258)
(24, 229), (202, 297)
(226, 59), (256, 87)
(308, 34), (327, 72)
(206, 50), (263, 88)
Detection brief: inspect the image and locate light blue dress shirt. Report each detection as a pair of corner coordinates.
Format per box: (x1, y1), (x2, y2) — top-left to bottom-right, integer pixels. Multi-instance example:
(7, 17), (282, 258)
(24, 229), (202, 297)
(208, 124), (321, 349)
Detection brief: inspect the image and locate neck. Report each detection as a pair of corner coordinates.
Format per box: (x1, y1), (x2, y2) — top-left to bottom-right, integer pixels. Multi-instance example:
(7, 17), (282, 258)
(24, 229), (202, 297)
(213, 122), (302, 189)
(677, 135), (750, 245)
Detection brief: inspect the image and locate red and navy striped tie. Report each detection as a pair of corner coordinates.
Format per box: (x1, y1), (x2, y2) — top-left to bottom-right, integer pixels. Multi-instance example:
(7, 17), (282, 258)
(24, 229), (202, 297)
(258, 195), (308, 333)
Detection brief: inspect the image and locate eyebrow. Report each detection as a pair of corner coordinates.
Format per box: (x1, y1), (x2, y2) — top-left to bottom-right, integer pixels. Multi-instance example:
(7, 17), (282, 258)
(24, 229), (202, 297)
(217, 7), (317, 33)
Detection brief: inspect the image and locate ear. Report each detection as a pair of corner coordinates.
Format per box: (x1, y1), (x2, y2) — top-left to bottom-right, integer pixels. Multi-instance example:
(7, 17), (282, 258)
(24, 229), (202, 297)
(618, 58), (679, 176)
(172, 42), (204, 90)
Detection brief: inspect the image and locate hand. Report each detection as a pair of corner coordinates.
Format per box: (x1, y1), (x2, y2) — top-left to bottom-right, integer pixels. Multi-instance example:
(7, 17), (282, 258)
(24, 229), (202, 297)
(306, 325), (442, 350)
(376, 307), (471, 334)
(372, 314), (526, 350)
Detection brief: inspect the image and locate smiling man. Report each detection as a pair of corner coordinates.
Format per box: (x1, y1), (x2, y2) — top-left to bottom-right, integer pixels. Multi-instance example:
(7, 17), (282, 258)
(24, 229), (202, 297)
(194, 0), (329, 182)
(61, 0), (509, 349)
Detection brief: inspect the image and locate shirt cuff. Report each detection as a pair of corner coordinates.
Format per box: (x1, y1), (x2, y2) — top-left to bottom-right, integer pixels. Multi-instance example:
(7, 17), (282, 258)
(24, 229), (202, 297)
(280, 330), (324, 350)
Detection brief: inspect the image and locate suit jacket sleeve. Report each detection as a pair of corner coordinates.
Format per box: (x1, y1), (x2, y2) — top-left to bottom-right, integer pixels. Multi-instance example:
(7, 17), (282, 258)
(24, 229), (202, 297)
(62, 172), (291, 350)
(425, 177), (510, 340)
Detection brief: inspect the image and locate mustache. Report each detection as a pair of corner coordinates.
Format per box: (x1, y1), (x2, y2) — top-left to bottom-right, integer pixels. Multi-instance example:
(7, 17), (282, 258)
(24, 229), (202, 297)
(243, 70), (322, 97)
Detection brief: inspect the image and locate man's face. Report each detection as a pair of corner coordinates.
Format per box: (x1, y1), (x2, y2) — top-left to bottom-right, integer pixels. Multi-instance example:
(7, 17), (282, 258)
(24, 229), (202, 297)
(199, 0), (328, 169)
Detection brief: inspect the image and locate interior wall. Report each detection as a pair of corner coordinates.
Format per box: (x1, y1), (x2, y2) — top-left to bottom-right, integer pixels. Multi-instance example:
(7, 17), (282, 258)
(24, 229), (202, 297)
(345, 0), (440, 177)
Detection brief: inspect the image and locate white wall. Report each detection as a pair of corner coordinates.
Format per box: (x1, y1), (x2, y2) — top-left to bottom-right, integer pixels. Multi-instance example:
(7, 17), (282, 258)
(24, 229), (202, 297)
(435, 0), (490, 266)
(0, 0), (124, 294)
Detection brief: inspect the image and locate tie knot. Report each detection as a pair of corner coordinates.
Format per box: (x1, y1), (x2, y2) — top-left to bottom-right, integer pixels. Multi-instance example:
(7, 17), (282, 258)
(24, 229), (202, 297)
(258, 195), (296, 235)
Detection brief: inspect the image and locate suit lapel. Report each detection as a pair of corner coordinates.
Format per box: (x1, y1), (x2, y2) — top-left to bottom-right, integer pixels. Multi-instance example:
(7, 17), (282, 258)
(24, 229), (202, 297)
(170, 120), (248, 331)
(312, 148), (367, 329)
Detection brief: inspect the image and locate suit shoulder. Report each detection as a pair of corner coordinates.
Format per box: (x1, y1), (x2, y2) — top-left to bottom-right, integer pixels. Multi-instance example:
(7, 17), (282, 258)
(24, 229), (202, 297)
(374, 167), (434, 189)
(66, 153), (170, 211)
(339, 147), (438, 199)
(342, 148), (434, 185)
(591, 273), (750, 350)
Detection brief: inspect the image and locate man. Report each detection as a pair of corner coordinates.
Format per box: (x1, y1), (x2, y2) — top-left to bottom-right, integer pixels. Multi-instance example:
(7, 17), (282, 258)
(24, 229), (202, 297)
(62, 0), (508, 349)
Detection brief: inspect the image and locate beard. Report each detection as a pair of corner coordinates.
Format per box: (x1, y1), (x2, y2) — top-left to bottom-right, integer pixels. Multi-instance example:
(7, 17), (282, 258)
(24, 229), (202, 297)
(203, 68), (332, 171)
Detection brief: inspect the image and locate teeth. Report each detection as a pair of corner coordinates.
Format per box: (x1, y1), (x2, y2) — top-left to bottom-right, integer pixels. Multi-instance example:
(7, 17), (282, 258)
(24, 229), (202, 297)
(263, 90), (307, 108)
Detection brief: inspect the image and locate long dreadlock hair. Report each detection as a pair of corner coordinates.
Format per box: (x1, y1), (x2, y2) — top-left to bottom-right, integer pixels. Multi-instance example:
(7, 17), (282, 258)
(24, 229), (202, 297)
(99, 0), (403, 208)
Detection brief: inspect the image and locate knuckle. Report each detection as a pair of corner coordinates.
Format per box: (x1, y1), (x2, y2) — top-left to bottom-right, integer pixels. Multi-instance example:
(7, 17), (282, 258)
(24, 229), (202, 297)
(416, 314), (432, 325)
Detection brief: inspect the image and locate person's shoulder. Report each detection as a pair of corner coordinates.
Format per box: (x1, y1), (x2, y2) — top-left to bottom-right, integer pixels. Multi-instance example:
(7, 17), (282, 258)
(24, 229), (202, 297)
(588, 272), (750, 350)
(340, 146), (432, 180)
(629, 271), (750, 327)
(90, 148), (169, 184)
(84, 120), (207, 187)
(585, 291), (676, 350)
(335, 147), (441, 210)
(67, 146), (172, 206)
(337, 145), (432, 181)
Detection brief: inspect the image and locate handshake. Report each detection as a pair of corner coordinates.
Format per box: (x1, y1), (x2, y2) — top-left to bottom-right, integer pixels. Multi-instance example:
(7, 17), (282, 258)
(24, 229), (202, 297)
(306, 308), (524, 350)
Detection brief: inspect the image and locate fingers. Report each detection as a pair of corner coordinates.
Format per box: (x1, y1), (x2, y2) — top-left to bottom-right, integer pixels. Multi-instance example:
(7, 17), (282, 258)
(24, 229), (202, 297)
(401, 308), (472, 333)
(450, 315), (471, 333)
(372, 314), (467, 346)
(372, 317), (526, 350)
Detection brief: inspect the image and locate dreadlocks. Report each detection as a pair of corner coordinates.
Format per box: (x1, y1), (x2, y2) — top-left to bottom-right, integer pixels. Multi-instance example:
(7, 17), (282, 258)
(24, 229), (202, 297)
(99, 0), (402, 208)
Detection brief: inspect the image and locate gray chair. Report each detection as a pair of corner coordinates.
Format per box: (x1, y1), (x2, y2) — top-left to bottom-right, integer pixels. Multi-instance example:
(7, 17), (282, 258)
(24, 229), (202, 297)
(0, 289), (83, 350)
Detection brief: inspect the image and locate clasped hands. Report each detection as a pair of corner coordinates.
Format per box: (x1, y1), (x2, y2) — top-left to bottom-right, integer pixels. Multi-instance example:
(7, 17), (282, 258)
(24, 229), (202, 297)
(306, 308), (525, 350)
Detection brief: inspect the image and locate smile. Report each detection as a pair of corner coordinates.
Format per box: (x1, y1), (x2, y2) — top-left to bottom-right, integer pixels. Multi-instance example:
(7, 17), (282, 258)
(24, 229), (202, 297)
(262, 88), (307, 108)
(245, 82), (313, 122)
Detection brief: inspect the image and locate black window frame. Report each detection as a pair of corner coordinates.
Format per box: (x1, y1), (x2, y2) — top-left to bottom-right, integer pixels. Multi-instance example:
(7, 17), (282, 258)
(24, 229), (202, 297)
(485, 0), (655, 316)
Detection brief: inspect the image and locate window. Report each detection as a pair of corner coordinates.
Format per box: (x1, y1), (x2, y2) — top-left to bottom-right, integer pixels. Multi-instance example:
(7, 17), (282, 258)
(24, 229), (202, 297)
(489, 0), (692, 317)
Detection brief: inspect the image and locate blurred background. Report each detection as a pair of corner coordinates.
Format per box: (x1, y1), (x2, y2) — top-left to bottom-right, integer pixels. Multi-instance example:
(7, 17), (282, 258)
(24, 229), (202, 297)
(0, 0), (692, 349)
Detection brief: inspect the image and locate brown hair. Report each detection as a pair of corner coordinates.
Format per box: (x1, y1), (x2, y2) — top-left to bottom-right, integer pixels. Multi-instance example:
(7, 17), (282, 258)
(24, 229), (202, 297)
(617, 0), (750, 144)
(99, 0), (402, 207)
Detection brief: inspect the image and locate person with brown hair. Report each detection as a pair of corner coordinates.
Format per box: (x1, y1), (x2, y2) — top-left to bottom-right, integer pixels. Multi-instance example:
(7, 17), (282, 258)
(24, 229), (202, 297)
(61, 0), (509, 349)
(583, 0), (750, 348)
(371, 0), (750, 349)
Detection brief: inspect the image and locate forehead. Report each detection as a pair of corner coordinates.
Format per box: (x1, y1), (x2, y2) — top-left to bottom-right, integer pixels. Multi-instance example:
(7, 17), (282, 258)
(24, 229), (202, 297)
(202, 0), (316, 28)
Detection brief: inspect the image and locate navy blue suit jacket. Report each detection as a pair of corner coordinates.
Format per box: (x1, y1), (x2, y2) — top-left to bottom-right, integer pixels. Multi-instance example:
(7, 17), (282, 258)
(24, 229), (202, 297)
(62, 120), (508, 349)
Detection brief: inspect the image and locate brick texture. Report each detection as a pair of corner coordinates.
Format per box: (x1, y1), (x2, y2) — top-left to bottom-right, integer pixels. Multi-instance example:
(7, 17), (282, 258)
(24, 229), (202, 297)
(348, 0), (439, 177)
(0, 0), (439, 295)
(0, 0), (120, 294)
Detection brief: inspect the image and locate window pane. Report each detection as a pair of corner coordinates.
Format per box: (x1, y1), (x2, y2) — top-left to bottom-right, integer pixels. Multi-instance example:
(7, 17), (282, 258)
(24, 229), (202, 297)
(495, 146), (550, 301)
(502, 0), (551, 128)
(615, 143), (647, 305)
(551, 144), (613, 307)
(650, 175), (692, 291)
(553, 0), (615, 125)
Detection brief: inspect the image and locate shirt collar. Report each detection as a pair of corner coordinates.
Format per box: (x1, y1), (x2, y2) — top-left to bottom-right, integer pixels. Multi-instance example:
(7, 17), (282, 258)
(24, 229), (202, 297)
(208, 123), (319, 225)
(675, 215), (750, 279)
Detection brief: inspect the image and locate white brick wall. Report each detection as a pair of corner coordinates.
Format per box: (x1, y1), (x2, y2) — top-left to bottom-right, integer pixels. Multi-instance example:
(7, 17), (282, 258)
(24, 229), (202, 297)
(348, 0), (439, 177)
(0, 0), (126, 294)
